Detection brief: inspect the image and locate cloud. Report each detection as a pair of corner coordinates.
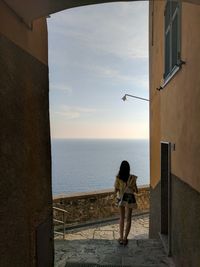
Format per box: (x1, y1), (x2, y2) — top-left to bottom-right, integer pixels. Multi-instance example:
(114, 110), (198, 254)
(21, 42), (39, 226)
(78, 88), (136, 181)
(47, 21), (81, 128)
(48, 2), (149, 93)
(48, 2), (148, 60)
(48, 2), (149, 139)
(70, 62), (149, 89)
(54, 105), (96, 120)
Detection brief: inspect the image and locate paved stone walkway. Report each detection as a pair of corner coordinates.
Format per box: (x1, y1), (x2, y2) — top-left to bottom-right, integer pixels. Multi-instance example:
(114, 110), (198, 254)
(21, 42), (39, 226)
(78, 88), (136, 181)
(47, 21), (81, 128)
(55, 214), (174, 267)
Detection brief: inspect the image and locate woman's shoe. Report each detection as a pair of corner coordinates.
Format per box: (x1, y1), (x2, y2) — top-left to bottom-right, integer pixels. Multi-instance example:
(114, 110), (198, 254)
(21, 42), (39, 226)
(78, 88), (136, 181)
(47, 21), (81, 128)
(118, 238), (123, 245)
(123, 239), (128, 246)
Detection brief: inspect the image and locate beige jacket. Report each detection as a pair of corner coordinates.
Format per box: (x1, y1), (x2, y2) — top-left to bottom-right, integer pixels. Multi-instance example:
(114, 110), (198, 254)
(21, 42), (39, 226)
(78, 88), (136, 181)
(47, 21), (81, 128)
(114, 174), (138, 199)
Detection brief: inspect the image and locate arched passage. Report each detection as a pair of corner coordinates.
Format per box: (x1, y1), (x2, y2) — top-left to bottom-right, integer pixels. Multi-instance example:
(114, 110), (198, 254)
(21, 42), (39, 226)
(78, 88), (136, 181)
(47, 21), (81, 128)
(0, 0), (200, 266)
(2, 0), (200, 25)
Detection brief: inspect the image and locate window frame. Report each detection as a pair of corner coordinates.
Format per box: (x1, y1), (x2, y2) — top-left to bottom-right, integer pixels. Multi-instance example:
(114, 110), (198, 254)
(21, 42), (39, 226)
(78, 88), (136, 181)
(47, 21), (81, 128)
(163, 1), (181, 87)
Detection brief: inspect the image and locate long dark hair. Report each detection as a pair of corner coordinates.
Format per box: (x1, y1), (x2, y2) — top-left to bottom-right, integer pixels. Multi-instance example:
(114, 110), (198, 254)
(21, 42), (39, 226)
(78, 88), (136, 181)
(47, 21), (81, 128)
(118, 160), (130, 183)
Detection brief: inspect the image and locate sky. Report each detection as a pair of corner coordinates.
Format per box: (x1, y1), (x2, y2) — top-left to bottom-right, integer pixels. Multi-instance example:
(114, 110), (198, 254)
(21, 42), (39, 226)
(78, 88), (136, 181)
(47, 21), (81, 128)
(48, 1), (149, 139)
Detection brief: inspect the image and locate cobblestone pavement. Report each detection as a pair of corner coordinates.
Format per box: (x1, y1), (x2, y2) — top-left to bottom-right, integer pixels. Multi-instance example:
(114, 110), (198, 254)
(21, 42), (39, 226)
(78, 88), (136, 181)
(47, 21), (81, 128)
(54, 214), (174, 267)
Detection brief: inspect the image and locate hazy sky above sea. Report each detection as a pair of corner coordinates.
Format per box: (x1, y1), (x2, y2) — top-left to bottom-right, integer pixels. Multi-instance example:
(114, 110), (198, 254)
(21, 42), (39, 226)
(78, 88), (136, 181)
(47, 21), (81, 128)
(48, 2), (149, 139)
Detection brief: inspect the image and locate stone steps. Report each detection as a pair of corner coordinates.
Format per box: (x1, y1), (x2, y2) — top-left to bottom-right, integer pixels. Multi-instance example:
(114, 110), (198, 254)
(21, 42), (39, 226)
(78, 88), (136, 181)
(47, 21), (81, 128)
(55, 239), (172, 267)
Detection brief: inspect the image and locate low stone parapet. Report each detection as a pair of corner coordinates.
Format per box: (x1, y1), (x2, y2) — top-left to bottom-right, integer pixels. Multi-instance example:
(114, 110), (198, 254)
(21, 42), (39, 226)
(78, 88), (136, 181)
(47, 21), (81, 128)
(53, 185), (150, 227)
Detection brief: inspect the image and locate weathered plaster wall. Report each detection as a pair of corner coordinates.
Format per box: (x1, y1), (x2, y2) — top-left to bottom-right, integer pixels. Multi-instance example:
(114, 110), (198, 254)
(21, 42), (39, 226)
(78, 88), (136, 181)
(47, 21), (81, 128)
(149, 0), (163, 189)
(160, 2), (200, 193)
(0, 35), (53, 267)
(53, 187), (150, 227)
(171, 175), (200, 267)
(0, 3), (52, 267)
(149, 1), (200, 265)
(149, 0), (164, 238)
(150, 1), (200, 193)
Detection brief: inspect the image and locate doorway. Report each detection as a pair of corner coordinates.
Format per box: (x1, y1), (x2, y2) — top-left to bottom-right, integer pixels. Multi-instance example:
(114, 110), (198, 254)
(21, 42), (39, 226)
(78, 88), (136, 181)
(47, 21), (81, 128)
(160, 141), (171, 255)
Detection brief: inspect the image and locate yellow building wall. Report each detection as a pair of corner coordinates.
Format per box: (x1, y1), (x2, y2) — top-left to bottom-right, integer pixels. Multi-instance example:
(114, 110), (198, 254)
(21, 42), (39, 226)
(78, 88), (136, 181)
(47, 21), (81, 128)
(150, 1), (200, 193)
(149, 2), (200, 266)
(161, 2), (200, 193)
(149, 0), (164, 189)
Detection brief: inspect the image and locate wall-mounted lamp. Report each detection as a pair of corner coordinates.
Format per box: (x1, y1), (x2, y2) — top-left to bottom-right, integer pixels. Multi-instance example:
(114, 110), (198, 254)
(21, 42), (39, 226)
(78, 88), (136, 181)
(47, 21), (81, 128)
(122, 94), (149, 102)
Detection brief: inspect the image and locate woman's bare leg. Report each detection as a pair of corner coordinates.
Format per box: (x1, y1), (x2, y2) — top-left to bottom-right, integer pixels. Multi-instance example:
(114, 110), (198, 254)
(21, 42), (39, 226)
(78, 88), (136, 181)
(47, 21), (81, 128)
(119, 206), (125, 240)
(124, 208), (132, 241)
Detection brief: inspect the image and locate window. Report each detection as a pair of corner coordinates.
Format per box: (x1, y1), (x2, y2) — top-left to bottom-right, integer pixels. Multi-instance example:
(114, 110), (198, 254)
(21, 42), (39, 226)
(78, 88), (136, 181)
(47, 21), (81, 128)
(164, 1), (181, 81)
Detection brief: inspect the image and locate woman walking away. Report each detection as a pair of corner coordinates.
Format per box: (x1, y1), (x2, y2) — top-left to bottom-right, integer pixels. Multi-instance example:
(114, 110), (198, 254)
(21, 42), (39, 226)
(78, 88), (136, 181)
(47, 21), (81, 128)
(114, 160), (138, 246)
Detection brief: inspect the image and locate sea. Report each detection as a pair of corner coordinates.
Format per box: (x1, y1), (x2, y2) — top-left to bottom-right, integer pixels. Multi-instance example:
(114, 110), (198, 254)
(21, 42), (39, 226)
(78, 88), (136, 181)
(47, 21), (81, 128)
(51, 139), (149, 196)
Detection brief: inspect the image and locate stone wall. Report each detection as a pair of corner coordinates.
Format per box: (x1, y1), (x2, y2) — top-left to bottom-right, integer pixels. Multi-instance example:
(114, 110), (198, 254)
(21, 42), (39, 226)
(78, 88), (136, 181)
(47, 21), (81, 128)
(53, 186), (150, 227)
